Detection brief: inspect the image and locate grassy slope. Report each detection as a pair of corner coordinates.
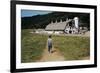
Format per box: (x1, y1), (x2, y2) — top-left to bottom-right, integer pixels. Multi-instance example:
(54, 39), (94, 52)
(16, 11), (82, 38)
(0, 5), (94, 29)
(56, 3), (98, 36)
(21, 29), (90, 62)
(21, 29), (47, 63)
(53, 35), (90, 60)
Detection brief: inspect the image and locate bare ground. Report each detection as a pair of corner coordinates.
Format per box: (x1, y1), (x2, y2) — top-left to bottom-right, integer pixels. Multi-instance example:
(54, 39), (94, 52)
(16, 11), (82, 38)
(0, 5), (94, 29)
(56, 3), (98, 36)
(38, 47), (90, 62)
(39, 48), (65, 62)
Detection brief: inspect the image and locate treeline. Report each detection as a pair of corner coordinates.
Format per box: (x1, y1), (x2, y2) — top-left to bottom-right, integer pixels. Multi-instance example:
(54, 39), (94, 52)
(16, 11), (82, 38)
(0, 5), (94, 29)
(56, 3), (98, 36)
(21, 12), (90, 29)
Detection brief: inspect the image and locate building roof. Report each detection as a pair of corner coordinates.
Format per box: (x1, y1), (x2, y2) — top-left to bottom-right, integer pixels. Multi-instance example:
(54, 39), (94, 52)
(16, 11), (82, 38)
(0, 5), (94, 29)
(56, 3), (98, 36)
(45, 19), (72, 31)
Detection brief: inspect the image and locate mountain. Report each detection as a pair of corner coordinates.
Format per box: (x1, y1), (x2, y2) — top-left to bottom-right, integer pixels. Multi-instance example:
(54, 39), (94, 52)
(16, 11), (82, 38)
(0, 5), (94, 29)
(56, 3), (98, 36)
(21, 12), (90, 29)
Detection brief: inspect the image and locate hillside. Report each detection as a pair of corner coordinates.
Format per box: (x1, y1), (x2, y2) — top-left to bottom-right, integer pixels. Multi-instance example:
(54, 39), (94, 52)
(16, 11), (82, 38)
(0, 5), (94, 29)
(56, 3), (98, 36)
(21, 12), (90, 29)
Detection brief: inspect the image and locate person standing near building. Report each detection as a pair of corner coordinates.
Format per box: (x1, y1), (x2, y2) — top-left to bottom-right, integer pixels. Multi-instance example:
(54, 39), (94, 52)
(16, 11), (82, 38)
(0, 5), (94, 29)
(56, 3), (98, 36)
(47, 35), (52, 53)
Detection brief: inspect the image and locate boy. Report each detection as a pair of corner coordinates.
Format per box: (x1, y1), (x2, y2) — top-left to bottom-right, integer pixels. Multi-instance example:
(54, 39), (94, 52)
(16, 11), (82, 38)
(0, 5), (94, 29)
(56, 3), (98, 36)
(47, 35), (52, 53)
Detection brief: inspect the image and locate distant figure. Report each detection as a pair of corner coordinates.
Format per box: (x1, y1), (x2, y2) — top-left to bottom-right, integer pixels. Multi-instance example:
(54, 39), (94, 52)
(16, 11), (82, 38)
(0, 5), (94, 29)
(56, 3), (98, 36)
(47, 35), (52, 53)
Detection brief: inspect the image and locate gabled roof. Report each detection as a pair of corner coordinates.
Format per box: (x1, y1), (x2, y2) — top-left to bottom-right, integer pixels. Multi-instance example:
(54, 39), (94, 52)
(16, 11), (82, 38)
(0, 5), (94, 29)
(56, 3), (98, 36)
(45, 19), (72, 31)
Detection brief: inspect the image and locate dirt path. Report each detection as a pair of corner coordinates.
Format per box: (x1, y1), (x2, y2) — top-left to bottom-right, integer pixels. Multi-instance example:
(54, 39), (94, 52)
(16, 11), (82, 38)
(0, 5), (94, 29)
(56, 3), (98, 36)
(39, 47), (65, 62)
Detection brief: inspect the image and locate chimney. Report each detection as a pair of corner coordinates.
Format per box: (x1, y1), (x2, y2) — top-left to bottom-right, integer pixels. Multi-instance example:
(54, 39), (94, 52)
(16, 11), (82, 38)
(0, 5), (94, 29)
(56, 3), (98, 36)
(66, 18), (68, 21)
(51, 21), (53, 24)
(60, 19), (62, 22)
(55, 20), (57, 23)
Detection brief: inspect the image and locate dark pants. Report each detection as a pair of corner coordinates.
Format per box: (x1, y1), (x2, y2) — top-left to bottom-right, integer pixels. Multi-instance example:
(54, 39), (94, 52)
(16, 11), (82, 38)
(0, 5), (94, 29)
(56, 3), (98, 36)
(48, 45), (52, 53)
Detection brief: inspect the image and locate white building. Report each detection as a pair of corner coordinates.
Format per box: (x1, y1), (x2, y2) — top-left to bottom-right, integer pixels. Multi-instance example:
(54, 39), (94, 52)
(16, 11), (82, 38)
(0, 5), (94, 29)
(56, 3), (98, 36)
(45, 17), (79, 34)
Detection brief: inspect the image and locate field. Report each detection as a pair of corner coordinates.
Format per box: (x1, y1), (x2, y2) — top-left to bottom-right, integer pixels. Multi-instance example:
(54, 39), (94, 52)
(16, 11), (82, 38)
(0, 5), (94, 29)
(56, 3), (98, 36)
(21, 29), (47, 63)
(21, 29), (90, 63)
(53, 35), (90, 60)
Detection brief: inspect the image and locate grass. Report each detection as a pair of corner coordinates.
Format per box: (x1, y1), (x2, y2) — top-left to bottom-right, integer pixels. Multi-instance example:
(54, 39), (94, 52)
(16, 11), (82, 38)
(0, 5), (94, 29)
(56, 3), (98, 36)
(53, 35), (90, 60)
(21, 29), (90, 62)
(21, 29), (47, 63)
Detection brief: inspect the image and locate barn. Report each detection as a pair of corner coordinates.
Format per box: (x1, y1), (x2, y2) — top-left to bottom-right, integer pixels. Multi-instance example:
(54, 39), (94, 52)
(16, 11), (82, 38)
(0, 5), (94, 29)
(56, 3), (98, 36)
(45, 17), (79, 34)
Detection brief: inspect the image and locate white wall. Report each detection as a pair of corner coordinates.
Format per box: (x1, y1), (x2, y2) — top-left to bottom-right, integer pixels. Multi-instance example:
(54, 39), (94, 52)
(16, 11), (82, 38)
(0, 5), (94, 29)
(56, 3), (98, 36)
(0, 0), (99, 73)
(46, 31), (54, 34)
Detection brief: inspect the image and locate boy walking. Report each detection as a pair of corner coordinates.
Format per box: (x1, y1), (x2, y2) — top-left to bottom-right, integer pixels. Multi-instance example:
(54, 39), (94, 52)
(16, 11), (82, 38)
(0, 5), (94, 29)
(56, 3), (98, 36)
(47, 35), (52, 53)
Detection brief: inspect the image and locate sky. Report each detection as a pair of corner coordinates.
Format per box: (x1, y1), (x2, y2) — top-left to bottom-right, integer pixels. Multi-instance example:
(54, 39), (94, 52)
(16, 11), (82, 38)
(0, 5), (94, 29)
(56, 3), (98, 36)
(21, 10), (52, 17)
